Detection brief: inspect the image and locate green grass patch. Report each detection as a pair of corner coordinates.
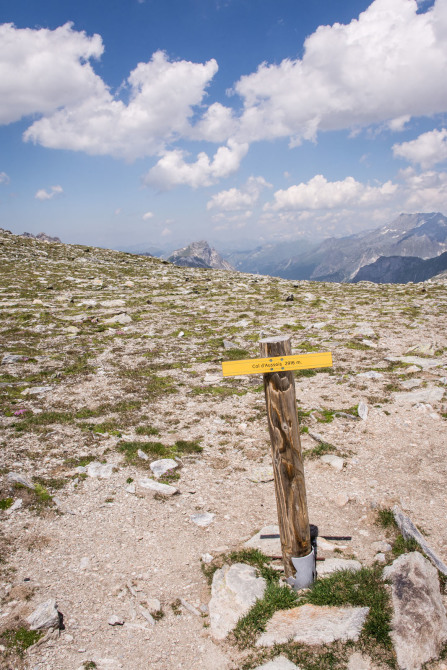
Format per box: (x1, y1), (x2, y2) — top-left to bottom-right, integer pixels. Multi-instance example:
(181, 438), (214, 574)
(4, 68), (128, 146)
(12, 410), (74, 432)
(391, 534), (420, 557)
(303, 441), (337, 460)
(191, 385), (247, 397)
(117, 438), (202, 465)
(0, 497), (13, 510)
(223, 348), (251, 361)
(376, 508), (397, 529)
(135, 425), (160, 436)
(345, 341), (371, 351)
(0, 627), (43, 657)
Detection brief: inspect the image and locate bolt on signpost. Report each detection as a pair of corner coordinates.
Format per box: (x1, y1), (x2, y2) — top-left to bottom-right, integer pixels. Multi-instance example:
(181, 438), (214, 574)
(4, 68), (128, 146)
(222, 335), (332, 589)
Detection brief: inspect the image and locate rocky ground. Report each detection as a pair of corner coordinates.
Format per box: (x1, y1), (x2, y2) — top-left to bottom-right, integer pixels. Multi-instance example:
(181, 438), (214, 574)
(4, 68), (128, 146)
(0, 229), (447, 670)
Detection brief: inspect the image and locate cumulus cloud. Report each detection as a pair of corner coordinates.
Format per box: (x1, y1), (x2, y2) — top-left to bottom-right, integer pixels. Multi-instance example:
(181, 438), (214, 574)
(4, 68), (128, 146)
(232, 0), (447, 144)
(142, 211), (154, 220)
(24, 50), (218, 160)
(393, 128), (447, 168)
(0, 171), (10, 184)
(266, 175), (397, 211)
(207, 176), (271, 210)
(0, 23), (104, 125)
(398, 166), (447, 210)
(143, 140), (248, 189)
(35, 185), (63, 201)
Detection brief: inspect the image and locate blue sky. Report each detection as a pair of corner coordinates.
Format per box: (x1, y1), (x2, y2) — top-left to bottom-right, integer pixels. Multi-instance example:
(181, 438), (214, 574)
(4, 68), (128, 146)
(1, 0), (447, 250)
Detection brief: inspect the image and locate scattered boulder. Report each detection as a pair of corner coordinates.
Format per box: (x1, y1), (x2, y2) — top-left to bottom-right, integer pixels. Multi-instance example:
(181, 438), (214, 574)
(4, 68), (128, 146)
(108, 615), (124, 626)
(383, 552), (447, 670)
(190, 512), (215, 527)
(256, 604), (369, 647)
(209, 563), (266, 639)
(393, 387), (444, 405)
(26, 599), (60, 630)
(138, 478), (178, 496)
(244, 525), (281, 557)
(358, 401), (368, 420)
(87, 462), (115, 479)
(320, 454), (345, 471)
(150, 458), (178, 479)
(7, 472), (35, 489)
(104, 313), (132, 325)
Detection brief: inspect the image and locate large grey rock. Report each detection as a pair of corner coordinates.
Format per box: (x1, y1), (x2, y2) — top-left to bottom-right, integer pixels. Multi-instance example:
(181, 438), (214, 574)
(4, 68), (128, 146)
(383, 552), (447, 670)
(87, 462), (114, 479)
(209, 563), (266, 639)
(393, 387), (444, 405)
(7, 472), (35, 489)
(26, 599), (60, 630)
(244, 525), (281, 557)
(254, 657), (299, 670)
(150, 458), (178, 479)
(256, 604), (369, 646)
(190, 512), (215, 527)
(393, 506), (447, 575)
(317, 558), (362, 577)
(104, 313), (132, 325)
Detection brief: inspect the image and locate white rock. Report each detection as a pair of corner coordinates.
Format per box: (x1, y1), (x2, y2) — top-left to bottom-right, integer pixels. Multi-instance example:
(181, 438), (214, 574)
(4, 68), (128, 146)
(150, 458), (178, 479)
(371, 541), (392, 553)
(125, 483), (136, 494)
(108, 615), (124, 626)
(138, 478), (178, 496)
(21, 385), (52, 395)
(334, 492), (350, 508)
(317, 558), (362, 577)
(357, 371), (383, 380)
(137, 449), (148, 461)
(248, 467), (274, 483)
(375, 553), (386, 563)
(191, 512), (215, 527)
(209, 563), (266, 639)
(358, 401), (368, 420)
(320, 454), (345, 471)
(256, 604), (369, 646)
(145, 598), (161, 614)
(87, 462), (114, 479)
(347, 652), (374, 669)
(253, 656), (299, 670)
(7, 472), (35, 489)
(6, 498), (22, 514)
(201, 553), (214, 564)
(104, 313), (132, 325)
(100, 300), (125, 307)
(317, 537), (347, 552)
(26, 599), (60, 630)
(393, 387), (444, 405)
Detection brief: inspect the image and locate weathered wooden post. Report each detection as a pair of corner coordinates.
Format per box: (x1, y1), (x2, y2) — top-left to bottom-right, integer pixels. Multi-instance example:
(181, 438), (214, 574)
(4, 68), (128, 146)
(259, 335), (311, 581)
(222, 338), (332, 588)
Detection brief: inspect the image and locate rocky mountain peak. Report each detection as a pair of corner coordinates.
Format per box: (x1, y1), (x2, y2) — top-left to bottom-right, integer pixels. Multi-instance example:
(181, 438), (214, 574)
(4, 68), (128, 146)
(168, 240), (234, 271)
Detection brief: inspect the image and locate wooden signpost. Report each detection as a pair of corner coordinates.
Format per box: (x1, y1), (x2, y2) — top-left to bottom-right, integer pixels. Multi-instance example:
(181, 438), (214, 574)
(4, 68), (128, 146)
(222, 335), (333, 585)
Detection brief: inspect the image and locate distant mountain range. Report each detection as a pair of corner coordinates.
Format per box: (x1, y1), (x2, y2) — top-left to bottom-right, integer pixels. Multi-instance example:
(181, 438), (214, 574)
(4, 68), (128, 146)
(223, 212), (447, 283)
(352, 251), (447, 284)
(21, 231), (61, 243)
(167, 240), (234, 271)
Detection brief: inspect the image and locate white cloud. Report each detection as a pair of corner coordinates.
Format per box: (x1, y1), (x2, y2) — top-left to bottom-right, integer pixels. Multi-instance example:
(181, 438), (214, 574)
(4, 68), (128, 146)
(0, 23), (104, 125)
(0, 171), (10, 184)
(143, 140), (248, 189)
(232, 0), (447, 144)
(207, 176), (271, 210)
(266, 174), (397, 211)
(398, 166), (447, 210)
(142, 211), (154, 220)
(393, 128), (447, 168)
(23, 49), (218, 160)
(35, 185), (63, 201)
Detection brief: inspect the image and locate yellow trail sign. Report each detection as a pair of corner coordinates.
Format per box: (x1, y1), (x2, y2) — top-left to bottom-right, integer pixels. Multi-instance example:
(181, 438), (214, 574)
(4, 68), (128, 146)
(222, 351), (332, 377)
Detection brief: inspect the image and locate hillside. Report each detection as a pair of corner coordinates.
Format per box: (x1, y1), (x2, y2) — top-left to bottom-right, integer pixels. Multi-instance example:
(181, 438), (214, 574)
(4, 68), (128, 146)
(168, 240), (234, 271)
(352, 252), (447, 284)
(1, 229), (447, 669)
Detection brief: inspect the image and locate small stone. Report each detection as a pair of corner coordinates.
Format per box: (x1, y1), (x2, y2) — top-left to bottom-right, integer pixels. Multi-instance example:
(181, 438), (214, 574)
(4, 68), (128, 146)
(334, 492), (350, 508)
(285, 294), (294, 301)
(209, 563), (266, 639)
(201, 553), (214, 564)
(191, 512), (215, 527)
(178, 331), (185, 338)
(64, 634), (74, 642)
(6, 498), (22, 514)
(253, 656), (299, 670)
(139, 605), (155, 625)
(87, 462), (114, 479)
(80, 557), (90, 570)
(138, 478), (178, 496)
(248, 467), (274, 483)
(108, 615), (124, 626)
(320, 454), (345, 471)
(100, 300), (126, 307)
(374, 553), (386, 563)
(393, 387), (445, 405)
(180, 598), (201, 616)
(2, 354), (24, 364)
(356, 371), (383, 380)
(7, 472), (35, 489)
(150, 458), (178, 479)
(371, 541), (392, 553)
(125, 483), (136, 494)
(403, 365), (422, 374)
(145, 598), (161, 614)
(358, 401), (368, 420)
(26, 599), (60, 630)
(104, 313), (132, 325)
(137, 449), (148, 461)
(317, 558), (362, 577)
(256, 604), (369, 646)
(22, 385), (52, 395)
(223, 340), (235, 350)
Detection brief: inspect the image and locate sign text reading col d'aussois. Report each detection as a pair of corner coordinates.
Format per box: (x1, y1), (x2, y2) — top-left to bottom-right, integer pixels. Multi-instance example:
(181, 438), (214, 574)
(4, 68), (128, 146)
(222, 351), (332, 377)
